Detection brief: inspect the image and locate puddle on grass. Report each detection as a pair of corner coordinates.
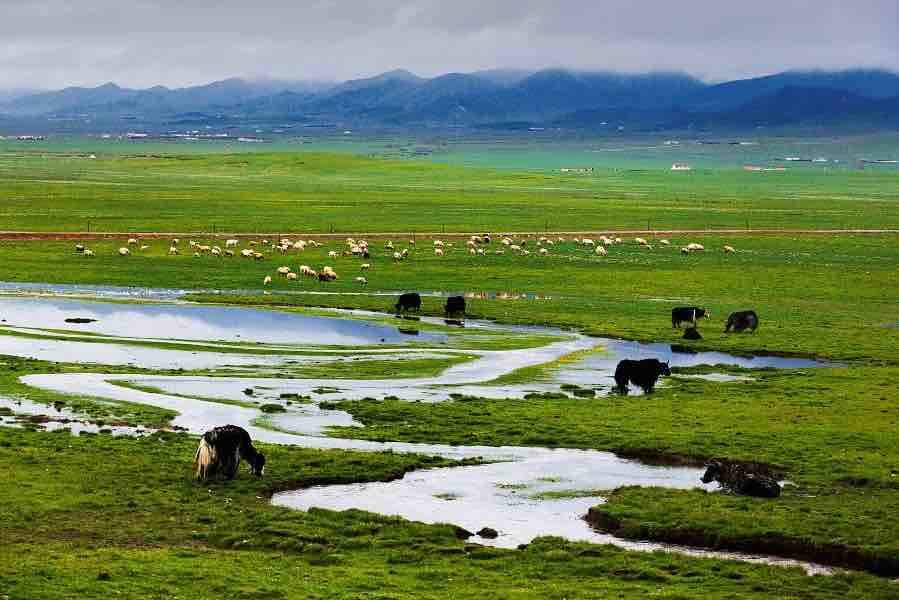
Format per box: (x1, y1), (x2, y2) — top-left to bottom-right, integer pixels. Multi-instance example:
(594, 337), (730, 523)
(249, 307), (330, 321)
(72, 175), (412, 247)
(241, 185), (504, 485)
(0, 296), (447, 346)
(0, 397), (150, 437)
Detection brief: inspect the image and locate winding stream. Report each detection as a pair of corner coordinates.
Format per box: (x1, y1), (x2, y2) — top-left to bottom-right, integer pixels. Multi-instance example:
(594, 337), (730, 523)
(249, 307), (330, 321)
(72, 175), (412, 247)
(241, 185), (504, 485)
(0, 291), (833, 574)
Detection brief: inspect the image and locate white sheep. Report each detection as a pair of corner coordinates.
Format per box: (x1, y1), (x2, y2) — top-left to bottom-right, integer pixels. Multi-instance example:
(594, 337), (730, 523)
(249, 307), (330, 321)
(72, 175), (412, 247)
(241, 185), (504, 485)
(595, 246), (608, 256)
(361, 263), (371, 270)
(118, 247), (130, 256)
(240, 249), (254, 258)
(263, 276), (272, 286)
(355, 276), (368, 285)
(434, 248), (444, 257)
(127, 238), (138, 246)
(635, 237), (648, 246)
(83, 249), (95, 257)
(539, 248), (549, 256)
(277, 266), (291, 276)
(168, 246), (179, 255)
(328, 250), (339, 258)
(286, 272), (298, 280)
(225, 239), (239, 248)
(660, 239), (671, 246)
(724, 245), (736, 254)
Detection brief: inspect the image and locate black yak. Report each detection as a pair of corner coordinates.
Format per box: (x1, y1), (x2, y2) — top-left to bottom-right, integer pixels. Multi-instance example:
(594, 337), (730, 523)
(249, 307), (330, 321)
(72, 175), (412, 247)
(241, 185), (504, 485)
(195, 425), (266, 481)
(672, 306), (709, 328)
(701, 460), (781, 498)
(614, 359), (671, 395)
(725, 310), (759, 333)
(445, 295), (466, 318)
(395, 292), (422, 314)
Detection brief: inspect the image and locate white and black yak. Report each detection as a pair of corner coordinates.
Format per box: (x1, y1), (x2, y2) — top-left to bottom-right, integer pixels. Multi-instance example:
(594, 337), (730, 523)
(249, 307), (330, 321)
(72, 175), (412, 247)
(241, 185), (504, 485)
(195, 425), (266, 481)
(614, 359), (671, 395)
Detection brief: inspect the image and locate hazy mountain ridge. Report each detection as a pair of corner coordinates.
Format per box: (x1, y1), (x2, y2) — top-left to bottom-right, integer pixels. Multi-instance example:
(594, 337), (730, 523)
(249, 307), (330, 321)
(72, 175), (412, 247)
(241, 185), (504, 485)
(3, 68), (899, 132)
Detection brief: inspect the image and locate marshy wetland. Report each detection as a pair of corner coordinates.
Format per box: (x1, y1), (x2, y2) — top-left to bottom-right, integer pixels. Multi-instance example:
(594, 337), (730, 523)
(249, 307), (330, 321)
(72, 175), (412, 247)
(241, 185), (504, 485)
(1, 145), (898, 598)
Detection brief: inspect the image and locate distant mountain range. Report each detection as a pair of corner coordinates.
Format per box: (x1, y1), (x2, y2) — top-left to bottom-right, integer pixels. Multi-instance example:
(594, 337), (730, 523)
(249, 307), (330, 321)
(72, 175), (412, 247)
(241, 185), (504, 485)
(3, 68), (899, 133)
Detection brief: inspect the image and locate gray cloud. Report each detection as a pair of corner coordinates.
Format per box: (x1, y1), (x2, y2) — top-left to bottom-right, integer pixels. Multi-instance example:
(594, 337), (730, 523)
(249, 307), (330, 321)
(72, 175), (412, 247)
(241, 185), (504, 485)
(1, 0), (897, 89)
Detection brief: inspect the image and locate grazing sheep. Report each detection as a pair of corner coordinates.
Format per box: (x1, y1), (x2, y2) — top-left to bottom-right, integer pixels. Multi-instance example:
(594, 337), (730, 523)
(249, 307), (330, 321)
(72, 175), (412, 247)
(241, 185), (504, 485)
(75, 244), (85, 253)
(277, 266), (291, 276)
(168, 246), (179, 255)
(477, 248), (486, 255)
(635, 237), (648, 246)
(118, 247), (130, 256)
(127, 238), (138, 246)
(660, 239), (671, 246)
(595, 246), (607, 256)
(724, 245), (736, 254)
(293, 241), (306, 250)
(253, 252), (264, 260)
(263, 276), (272, 286)
(225, 239), (239, 248)
(211, 247), (221, 256)
(361, 263), (371, 271)
(433, 240), (445, 247)
(510, 244), (521, 252)
(240, 249), (254, 258)
(681, 247), (690, 255)
(687, 243), (705, 251)
(328, 250), (339, 258)
(401, 248), (409, 258)
(494, 249), (505, 255)
(198, 245), (211, 253)
(171, 238), (179, 246)
(83, 249), (95, 257)
(300, 265), (315, 277)
(614, 237), (623, 244)
(286, 272), (298, 280)
(468, 248), (476, 255)
(385, 241), (395, 250)
(539, 248), (549, 256)
(393, 251), (403, 261)
(225, 250), (234, 257)
(355, 276), (368, 285)
(435, 248), (444, 256)
(582, 238), (595, 247)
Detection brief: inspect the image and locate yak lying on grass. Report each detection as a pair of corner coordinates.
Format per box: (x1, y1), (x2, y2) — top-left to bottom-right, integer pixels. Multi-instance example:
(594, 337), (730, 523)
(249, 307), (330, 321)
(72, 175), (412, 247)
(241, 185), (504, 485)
(701, 459), (781, 498)
(195, 425), (266, 481)
(614, 359), (671, 395)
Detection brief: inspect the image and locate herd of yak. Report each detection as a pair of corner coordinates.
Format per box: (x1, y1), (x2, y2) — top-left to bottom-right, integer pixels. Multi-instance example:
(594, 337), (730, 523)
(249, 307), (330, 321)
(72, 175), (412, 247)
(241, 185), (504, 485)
(195, 292), (779, 498)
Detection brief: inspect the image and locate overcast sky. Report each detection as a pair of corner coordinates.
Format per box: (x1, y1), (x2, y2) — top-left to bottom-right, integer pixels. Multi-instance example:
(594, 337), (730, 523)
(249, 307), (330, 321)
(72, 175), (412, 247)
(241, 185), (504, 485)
(2, 0), (898, 89)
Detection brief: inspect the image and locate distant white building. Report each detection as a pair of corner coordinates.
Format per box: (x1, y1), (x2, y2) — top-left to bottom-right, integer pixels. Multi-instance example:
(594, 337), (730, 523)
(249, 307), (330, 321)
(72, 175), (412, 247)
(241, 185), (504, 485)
(670, 163), (692, 171)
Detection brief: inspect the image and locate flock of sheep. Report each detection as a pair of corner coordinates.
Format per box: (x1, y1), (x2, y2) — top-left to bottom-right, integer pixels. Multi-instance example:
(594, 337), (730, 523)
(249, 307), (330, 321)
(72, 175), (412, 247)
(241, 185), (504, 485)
(73, 234), (738, 288)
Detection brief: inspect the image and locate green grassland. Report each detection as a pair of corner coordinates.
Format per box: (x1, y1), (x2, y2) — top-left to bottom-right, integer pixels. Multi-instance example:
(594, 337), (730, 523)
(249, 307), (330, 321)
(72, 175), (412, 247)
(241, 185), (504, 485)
(2, 427), (895, 599)
(2, 147), (899, 595)
(1, 149), (898, 232)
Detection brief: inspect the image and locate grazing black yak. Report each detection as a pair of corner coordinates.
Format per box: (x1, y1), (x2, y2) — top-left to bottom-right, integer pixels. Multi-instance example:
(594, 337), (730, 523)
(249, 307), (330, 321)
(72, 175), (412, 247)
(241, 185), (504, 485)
(701, 460), (781, 498)
(614, 359), (671, 395)
(395, 292), (422, 314)
(725, 310), (759, 333)
(672, 306), (709, 328)
(445, 295), (466, 318)
(195, 425), (266, 481)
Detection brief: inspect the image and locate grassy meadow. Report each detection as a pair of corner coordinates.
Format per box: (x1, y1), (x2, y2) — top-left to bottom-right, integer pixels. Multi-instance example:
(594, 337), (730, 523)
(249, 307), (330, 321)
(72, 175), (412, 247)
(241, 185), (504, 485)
(1, 148), (899, 232)
(1, 145), (899, 596)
